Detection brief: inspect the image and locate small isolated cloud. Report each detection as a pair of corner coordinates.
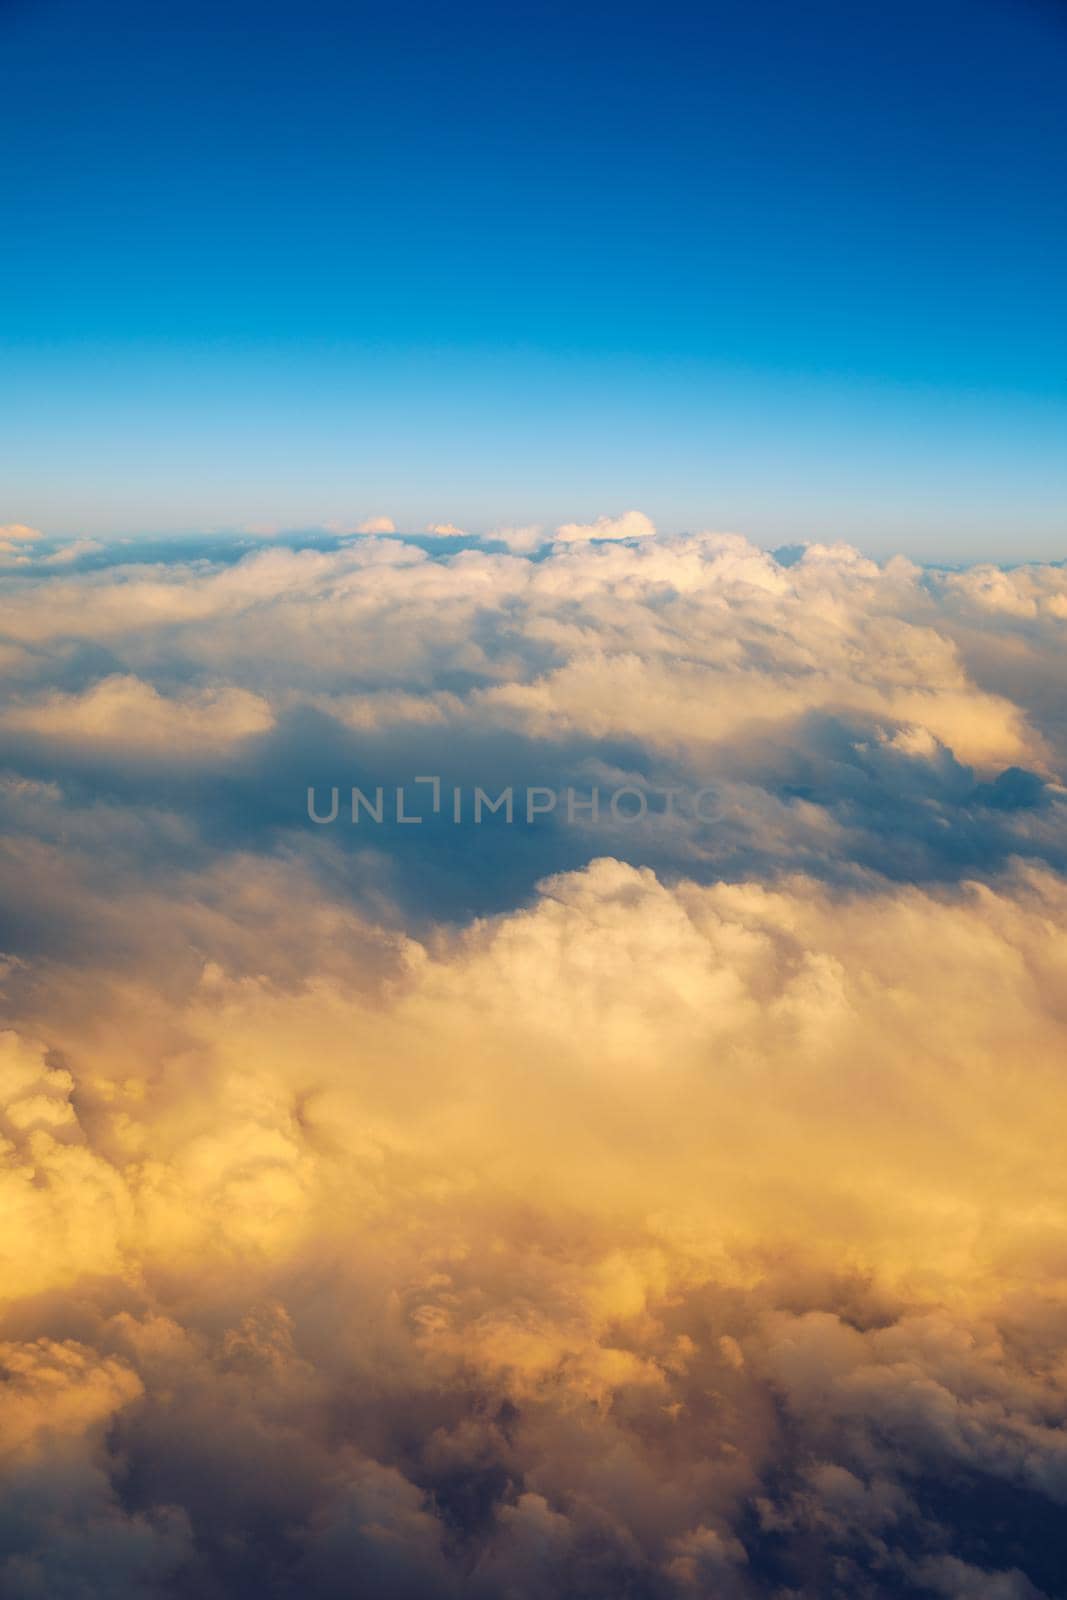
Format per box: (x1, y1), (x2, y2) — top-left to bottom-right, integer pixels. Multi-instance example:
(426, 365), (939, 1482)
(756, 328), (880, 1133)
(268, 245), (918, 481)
(356, 516), (396, 534)
(555, 508), (656, 542)
(42, 539), (105, 566)
(425, 521), (469, 537)
(486, 524), (547, 554)
(0, 523), (44, 562)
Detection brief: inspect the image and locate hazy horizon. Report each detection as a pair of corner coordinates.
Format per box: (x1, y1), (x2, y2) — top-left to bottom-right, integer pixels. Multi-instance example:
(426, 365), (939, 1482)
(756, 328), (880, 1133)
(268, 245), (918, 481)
(3, 0), (1066, 559)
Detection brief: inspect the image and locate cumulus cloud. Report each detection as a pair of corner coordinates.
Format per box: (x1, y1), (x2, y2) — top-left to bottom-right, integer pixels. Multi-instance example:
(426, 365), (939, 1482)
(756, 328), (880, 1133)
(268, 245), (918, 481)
(356, 516), (397, 534)
(1, 527), (1066, 1595)
(486, 523), (547, 553)
(2, 860), (1067, 1595)
(554, 508), (656, 541)
(0, 675), (274, 756)
(0, 523), (44, 564)
(425, 521), (469, 537)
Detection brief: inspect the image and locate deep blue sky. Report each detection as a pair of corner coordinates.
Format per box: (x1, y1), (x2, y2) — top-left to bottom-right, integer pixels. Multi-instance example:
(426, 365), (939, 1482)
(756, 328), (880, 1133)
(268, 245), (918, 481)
(2, 0), (1065, 555)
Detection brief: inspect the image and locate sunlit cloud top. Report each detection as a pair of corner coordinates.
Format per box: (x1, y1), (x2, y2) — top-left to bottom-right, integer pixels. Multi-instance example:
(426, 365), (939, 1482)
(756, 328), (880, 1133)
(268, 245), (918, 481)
(1, 526), (1067, 1595)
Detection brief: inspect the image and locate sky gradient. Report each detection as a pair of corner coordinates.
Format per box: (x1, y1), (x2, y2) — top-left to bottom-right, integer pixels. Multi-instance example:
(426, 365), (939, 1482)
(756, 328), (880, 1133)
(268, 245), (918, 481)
(3, 0), (1066, 554)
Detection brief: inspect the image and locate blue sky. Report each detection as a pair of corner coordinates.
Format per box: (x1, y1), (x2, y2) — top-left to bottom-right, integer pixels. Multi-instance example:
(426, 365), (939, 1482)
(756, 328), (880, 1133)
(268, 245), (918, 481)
(2, 0), (1065, 556)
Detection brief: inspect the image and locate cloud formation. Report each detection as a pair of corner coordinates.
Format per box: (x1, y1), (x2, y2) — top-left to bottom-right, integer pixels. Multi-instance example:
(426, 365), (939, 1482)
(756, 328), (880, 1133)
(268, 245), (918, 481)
(1, 527), (1066, 1596)
(554, 508), (657, 541)
(0, 675), (274, 756)
(0, 524), (44, 564)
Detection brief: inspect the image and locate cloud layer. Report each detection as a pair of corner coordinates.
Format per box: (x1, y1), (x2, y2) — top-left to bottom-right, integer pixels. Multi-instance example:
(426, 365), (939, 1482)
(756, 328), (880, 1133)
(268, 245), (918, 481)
(1, 527), (1066, 1597)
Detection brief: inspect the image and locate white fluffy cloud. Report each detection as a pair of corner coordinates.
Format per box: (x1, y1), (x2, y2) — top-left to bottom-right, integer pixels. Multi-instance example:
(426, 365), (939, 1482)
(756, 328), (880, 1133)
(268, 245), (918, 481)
(2, 532), (1060, 778)
(0, 523), (44, 564)
(487, 523), (546, 553)
(554, 508), (657, 541)
(0, 675), (274, 755)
